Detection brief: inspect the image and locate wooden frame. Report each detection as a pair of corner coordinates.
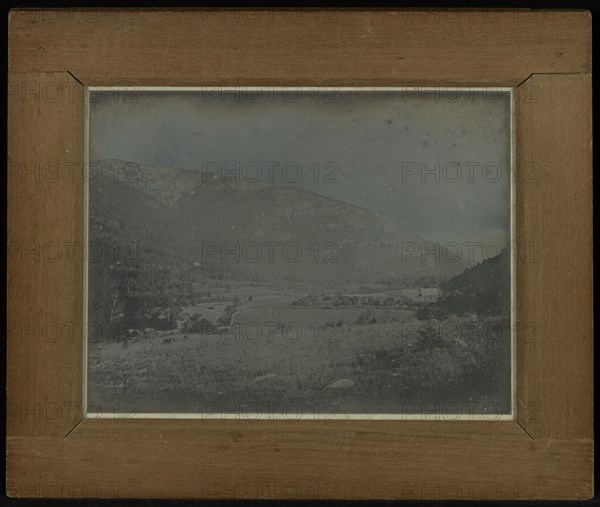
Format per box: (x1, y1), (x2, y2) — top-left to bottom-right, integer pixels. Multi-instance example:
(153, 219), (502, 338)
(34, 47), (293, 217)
(7, 9), (592, 500)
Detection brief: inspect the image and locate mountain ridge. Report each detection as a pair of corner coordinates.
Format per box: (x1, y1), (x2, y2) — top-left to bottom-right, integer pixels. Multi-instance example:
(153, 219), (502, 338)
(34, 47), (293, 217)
(89, 159), (467, 284)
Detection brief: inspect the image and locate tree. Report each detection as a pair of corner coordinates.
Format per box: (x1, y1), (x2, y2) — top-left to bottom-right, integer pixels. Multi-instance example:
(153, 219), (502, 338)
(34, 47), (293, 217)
(109, 289), (120, 323)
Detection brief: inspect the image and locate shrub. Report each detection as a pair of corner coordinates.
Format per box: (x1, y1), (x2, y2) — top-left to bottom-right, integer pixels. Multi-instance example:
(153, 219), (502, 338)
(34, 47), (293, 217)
(355, 310), (375, 325)
(182, 314), (216, 334)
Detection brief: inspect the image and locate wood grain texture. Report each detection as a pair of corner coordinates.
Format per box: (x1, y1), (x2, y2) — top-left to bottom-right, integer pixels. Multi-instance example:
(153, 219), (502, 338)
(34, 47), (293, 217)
(6, 9), (593, 500)
(515, 74), (593, 441)
(8, 9), (591, 86)
(7, 72), (85, 436)
(5, 420), (594, 500)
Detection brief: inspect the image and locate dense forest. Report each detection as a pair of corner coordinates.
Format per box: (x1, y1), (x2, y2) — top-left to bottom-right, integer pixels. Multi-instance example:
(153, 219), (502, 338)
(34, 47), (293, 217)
(417, 249), (510, 320)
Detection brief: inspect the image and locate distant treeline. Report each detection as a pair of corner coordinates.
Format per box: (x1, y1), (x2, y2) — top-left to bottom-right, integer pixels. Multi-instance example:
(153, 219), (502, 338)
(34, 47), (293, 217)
(292, 293), (410, 308)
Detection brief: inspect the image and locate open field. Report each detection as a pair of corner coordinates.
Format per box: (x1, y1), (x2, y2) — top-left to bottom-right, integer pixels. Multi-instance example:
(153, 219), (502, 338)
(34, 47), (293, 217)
(88, 285), (511, 416)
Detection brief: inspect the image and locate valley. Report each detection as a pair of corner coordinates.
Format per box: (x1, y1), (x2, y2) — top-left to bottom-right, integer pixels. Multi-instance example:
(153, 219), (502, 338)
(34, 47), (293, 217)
(86, 159), (511, 416)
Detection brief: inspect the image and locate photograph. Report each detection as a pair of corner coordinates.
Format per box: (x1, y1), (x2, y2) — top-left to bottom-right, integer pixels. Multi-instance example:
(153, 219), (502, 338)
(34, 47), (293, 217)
(85, 87), (514, 419)
(7, 8), (592, 500)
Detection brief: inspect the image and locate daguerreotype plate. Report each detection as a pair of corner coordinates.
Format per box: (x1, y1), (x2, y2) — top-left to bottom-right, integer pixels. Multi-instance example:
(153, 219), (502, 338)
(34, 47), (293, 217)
(85, 87), (514, 420)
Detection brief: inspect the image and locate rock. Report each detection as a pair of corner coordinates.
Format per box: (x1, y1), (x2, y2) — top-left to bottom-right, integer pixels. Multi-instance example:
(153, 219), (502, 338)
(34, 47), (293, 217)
(324, 379), (355, 390)
(252, 373), (276, 383)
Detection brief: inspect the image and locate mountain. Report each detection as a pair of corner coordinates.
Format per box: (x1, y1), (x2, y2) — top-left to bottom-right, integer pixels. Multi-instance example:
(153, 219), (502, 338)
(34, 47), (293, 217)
(88, 159), (467, 285)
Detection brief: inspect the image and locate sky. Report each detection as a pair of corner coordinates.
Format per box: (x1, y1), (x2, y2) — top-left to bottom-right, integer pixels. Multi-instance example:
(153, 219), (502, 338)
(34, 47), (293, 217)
(89, 88), (511, 250)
